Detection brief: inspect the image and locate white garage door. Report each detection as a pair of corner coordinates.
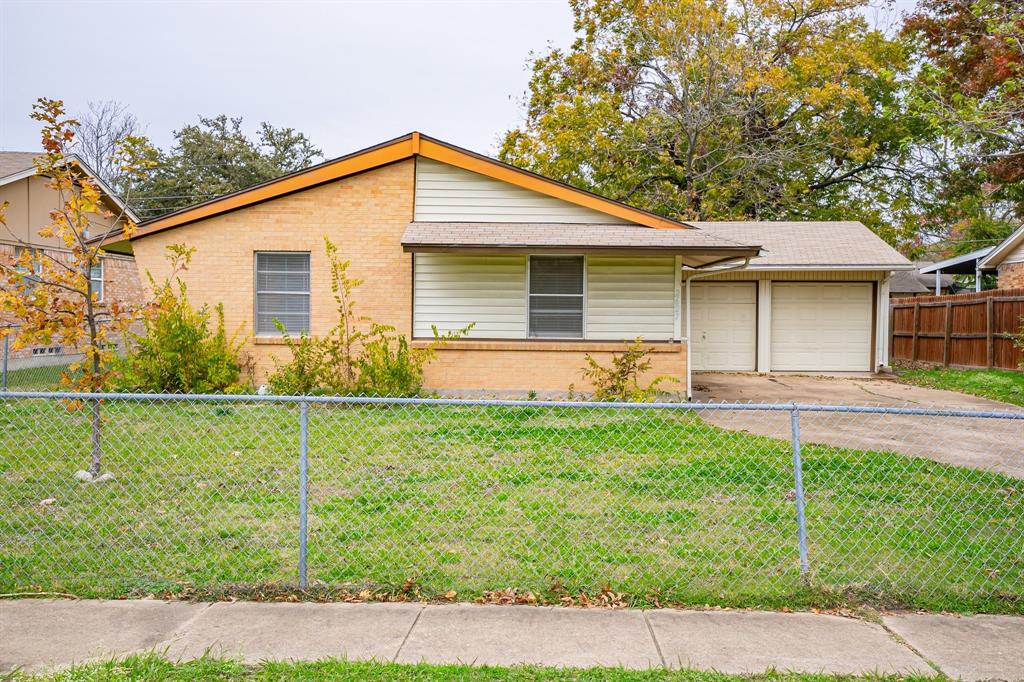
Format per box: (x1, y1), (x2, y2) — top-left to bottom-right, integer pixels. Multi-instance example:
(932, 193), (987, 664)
(770, 283), (872, 371)
(689, 282), (756, 370)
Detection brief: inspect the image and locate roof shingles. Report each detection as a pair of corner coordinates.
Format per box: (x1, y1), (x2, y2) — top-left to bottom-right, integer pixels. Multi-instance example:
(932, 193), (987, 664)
(0, 151), (40, 179)
(684, 221), (912, 268)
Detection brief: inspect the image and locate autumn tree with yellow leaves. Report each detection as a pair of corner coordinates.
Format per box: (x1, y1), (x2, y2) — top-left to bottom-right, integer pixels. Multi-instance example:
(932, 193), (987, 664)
(0, 98), (155, 478)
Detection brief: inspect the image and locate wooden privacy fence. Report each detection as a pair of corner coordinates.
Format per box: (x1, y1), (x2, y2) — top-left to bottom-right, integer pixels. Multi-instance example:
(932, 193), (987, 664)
(890, 288), (1024, 370)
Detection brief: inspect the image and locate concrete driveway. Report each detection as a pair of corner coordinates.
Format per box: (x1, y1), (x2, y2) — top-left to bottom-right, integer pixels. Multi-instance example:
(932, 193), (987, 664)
(693, 373), (1024, 478)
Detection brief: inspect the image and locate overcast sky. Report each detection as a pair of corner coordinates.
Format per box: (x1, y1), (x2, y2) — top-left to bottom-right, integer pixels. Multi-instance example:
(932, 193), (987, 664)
(0, 0), (917, 160)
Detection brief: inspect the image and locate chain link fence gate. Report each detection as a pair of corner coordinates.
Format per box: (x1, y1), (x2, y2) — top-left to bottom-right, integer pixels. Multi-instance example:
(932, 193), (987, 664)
(1, 391), (1021, 613)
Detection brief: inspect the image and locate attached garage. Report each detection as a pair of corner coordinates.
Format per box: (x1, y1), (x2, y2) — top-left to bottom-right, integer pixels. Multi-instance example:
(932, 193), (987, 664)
(769, 283), (873, 371)
(688, 282), (756, 371)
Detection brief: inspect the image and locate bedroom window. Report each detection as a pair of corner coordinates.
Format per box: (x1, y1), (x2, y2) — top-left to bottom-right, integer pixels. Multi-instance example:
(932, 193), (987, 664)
(255, 252), (310, 334)
(528, 255), (584, 338)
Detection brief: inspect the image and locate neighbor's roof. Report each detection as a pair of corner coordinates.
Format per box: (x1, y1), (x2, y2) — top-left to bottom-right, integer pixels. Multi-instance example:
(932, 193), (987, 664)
(0, 150), (140, 224)
(980, 224), (1024, 269)
(918, 247), (994, 275)
(684, 221), (914, 270)
(402, 222), (761, 267)
(120, 132), (688, 244)
(0, 151), (41, 180)
(889, 264), (955, 294)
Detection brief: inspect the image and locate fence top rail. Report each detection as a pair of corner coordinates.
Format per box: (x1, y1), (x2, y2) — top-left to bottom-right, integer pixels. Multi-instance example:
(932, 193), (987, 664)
(1, 390), (1022, 420)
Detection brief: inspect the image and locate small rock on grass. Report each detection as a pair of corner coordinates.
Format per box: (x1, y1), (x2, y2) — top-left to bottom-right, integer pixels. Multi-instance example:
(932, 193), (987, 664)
(73, 470), (115, 484)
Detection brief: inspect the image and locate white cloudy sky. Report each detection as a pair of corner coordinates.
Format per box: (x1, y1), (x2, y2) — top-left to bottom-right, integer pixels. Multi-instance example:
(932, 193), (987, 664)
(0, 0), (918, 159)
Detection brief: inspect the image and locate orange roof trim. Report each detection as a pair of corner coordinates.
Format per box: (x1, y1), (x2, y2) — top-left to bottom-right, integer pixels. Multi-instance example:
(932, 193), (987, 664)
(122, 133), (687, 244)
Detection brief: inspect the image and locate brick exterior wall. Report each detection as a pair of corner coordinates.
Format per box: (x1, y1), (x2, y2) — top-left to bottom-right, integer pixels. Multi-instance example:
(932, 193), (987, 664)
(997, 261), (1024, 289)
(1, 243), (144, 361)
(129, 159), (688, 393)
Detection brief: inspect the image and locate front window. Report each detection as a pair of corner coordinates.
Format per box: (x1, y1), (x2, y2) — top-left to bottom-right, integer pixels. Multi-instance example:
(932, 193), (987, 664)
(89, 259), (104, 302)
(528, 255), (584, 338)
(255, 252), (310, 335)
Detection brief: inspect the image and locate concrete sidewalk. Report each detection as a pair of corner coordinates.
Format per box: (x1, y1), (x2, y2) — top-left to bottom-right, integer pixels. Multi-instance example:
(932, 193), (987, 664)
(2, 600), (1023, 680)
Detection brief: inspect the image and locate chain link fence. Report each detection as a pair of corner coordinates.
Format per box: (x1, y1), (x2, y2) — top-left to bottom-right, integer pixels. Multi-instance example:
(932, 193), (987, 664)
(1, 392), (1021, 613)
(1, 325), (87, 392)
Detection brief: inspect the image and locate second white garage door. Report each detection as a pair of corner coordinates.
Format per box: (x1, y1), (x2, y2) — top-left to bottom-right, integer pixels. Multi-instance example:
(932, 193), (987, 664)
(770, 283), (873, 371)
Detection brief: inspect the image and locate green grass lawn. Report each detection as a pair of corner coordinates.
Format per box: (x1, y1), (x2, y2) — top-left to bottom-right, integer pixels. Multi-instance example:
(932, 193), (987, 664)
(9, 653), (943, 681)
(897, 366), (1024, 407)
(0, 398), (1021, 613)
(3, 361), (73, 391)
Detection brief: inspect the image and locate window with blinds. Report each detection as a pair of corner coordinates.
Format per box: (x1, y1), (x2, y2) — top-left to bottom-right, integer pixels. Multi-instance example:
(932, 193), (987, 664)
(528, 256), (584, 338)
(89, 260), (104, 302)
(255, 252), (310, 334)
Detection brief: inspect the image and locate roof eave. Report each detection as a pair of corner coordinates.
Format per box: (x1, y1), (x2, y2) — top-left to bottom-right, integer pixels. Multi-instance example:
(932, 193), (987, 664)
(979, 224), (1024, 268)
(127, 132), (692, 241)
(402, 244), (760, 257)
(743, 263), (917, 271)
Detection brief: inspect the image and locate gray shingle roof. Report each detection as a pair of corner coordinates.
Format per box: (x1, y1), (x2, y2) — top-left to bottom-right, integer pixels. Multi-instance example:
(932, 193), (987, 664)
(0, 151), (40, 179)
(684, 221), (913, 268)
(890, 262), (953, 293)
(403, 222), (759, 252)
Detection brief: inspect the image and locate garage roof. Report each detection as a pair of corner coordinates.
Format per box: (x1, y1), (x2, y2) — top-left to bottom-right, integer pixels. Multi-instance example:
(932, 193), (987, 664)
(684, 221), (914, 270)
(402, 222), (761, 268)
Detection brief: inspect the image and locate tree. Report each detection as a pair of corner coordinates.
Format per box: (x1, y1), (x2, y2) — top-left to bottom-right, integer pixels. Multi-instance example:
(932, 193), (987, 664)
(0, 98), (154, 478)
(500, 0), (922, 244)
(902, 0), (1023, 255)
(134, 115), (322, 220)
(71, 100), (143, 193)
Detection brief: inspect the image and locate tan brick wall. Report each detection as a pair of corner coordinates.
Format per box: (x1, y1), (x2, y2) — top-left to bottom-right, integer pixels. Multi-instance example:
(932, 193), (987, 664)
(997, 261), (1024, 289)
(129, 159), (689, 392)
(422, 342), (686, 393)
(131, 160), (418, 381)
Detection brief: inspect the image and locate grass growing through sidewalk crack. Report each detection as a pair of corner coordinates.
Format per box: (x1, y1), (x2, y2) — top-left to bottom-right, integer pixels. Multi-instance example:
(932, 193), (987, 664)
(1, 399), (1021, 613)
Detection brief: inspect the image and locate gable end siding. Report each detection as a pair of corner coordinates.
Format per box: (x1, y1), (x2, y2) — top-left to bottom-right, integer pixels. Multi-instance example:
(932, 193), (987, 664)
(414, 158), (633, 224)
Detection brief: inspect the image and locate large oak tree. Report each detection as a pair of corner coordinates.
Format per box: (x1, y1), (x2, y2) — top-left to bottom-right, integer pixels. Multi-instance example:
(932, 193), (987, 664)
(501, 0), (923, 244)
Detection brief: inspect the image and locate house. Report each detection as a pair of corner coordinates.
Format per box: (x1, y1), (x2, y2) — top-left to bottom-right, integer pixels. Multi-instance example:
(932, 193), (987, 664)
(102, 133), (913, 397)
(889, 262), (955, 298)
(0, 152), (145, 361)
(979, 224), (1024, 289)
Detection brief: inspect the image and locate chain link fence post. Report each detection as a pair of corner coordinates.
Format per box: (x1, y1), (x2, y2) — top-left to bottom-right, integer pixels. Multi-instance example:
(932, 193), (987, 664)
(298, 400), (310, 589)
(789, 404), (809, 581)
(2, 332), (8, 392)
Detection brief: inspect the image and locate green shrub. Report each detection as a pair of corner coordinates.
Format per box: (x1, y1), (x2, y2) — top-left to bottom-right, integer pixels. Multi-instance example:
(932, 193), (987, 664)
(356, 322), (473, 397)
(112, 245), (251, 393)
(582, 338), (676, 402)
(267, 237), (472, 396)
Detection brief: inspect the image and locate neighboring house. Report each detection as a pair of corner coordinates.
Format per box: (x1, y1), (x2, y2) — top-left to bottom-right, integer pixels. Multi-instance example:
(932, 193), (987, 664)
(0, 151), (145, 360)
(889, 262), (955, 298)
(102, 133), (913, 396)
(980, 224), (1024, 289)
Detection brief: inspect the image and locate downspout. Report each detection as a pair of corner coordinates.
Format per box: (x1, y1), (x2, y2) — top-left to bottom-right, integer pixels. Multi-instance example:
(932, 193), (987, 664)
(683, 257), (752, 401)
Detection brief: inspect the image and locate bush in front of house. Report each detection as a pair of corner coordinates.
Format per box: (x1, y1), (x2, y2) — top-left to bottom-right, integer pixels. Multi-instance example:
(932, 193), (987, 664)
(111, 245), (252, 394)
(582, 338), (676, 402)
(268, 237), (472, 396)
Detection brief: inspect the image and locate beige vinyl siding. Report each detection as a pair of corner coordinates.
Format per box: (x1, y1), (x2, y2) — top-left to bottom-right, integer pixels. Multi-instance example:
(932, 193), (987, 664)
(413, 253), (527, 338)
(586, 256), (676, 340)
(414, 254), (678, 341)
(1005, 240), (1024, 264)
(414, 158), (632, 224)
